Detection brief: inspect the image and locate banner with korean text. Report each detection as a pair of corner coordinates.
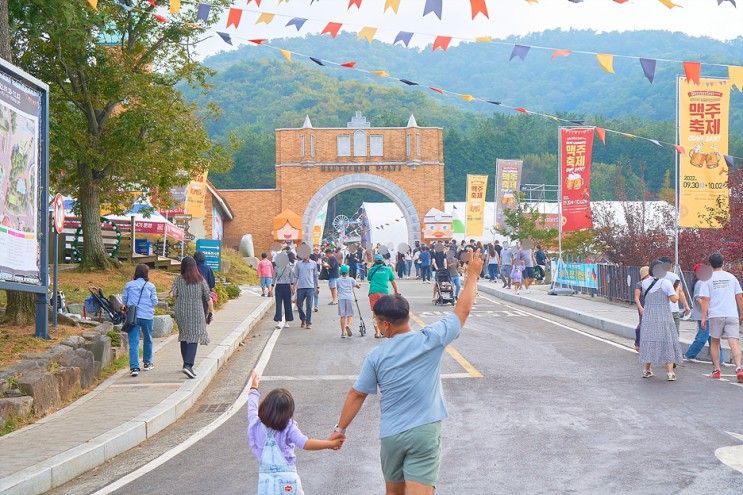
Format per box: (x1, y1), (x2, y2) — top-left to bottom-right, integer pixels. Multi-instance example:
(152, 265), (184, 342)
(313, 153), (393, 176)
(465, 174), (488, 237)
(560, 128), (595, 232)
(495, 159), (523, 229)
(184, 171), (208, 218)
(678, 77), (730, 228)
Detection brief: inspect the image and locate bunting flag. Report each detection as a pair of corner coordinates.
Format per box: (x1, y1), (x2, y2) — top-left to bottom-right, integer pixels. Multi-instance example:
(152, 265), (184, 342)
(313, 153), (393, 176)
(309, 57), (325, 66)
(286, 17), (307, 31)
(423, 0), (443, 19)
(394, 31), (414, 47)
(256, 12), (275, 24)
(724, 155), (735, 167)
(487, 100), (501, 105)
(217, 32), (232, 45)
(718, 0), (736, 6)
(341, 61), (357, 68)
(357, 26), (377, 42)
(475, 36), (493, 43)
(470, 0), (489, 18)
(430, 87), (444, 94)
(729, 65), (743, 91)
(226, 8), (242, 29)
(683, 61), (701, 84)
(248, 0), (262, 5)
(280, 49), (292, 62)
(87, 0), (98, 9)
(596, 53), (615, 73)
(384, 0), (401, 13)
(649, 139), (662, 147)
(515, 107), (528, 113)
(400, 79), (418, 85)
(639, 58), (656, 83)
(657, 0), (680, 7)
(322, 22), (342, 38)
(153, 14), (167, 23)
(249, 39), (268, 45)
(596, 127), (606, 144)
(462, 94), (475, 102)
(348, 0), (363, 9)
(673, 145), (685, 154)
(371, 70), (389, 77)
(196, 3), (210, 21)
(169, 0), (180, 14)
(432, 36), (452, 52)
(551, 49), (572, 59)
(510, 44), (530, 61)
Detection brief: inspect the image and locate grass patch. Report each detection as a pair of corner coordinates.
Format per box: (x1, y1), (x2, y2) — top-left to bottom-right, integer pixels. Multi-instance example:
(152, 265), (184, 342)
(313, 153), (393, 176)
(0, 417), (19, 436)
(100, 354), (129, 380)
(0, 324), (82, 368)
(221, 248), (259, 285)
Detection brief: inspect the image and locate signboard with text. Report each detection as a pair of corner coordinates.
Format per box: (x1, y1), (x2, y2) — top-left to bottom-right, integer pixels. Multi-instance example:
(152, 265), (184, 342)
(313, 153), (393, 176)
(560, 128), (595, 232)
(196, 239), (221, 271)
(495, 159), (522, 229)
(554, 260), (598, 289)
(465, 175), (488, 237)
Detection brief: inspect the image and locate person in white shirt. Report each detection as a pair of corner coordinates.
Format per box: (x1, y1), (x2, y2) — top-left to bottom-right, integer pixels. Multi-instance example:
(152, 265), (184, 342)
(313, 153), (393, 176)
(659, 256), (690, 333)
(699, 254), (743, 382)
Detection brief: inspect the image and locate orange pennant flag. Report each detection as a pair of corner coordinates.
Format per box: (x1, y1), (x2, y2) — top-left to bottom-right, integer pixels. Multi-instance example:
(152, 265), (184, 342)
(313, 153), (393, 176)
(515, 107), (528, 114)
(371, 70), (389, 77)
(729, 65), (743, 92)
(430, 87), (444, 94)
(551, 49), (572, 59)
(384, 0), (401, 13)
(475, 36), (492, 43)
(432, 36), (452, 52)
(87, 0), (98, 9)
(279, 50), (292, 62)
(683, 61), (701, 84)
(470, 0), (489, 19)
(657, 0), (681, 8)
(596, 53), (615, 73)
(596, 127), (606, 144)
(461, 95), (475, 102)
(348, 0), (362, 9)
(226, 8), (242, 28)
(673, 145), (685, 155)
(341, 61), (357, 68)
(170, 0), (180, 14)
(322, 22), (342, 38)
(357, 27), (377, 43)
(255, 12), (275, 24)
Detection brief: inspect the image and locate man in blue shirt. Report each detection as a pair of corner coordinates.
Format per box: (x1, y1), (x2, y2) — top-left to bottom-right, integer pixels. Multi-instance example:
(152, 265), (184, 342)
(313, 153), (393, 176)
(331, 251), (484, 494)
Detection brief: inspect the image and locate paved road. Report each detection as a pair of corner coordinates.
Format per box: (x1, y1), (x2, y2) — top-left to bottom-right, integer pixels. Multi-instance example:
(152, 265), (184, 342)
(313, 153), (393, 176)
(63, 280), (743, 494)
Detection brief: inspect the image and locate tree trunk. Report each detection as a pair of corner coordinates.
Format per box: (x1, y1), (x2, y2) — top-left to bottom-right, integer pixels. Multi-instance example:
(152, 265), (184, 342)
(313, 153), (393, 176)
(0, 0), (10, 62)
(78, 172), (116, 270)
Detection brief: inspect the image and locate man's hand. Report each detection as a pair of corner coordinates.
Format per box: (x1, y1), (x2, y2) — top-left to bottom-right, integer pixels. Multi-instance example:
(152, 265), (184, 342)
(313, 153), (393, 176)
(250, 371), (260, 389)
(468, 249), (485, 278)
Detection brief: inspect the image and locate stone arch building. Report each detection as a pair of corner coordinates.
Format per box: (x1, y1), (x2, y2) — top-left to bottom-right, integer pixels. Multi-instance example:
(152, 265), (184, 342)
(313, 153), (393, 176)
(219, 112), (446, 252)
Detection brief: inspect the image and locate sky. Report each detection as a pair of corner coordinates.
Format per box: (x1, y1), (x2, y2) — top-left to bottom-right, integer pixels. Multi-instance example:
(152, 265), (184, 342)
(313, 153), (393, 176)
(194, 0), (743, 59)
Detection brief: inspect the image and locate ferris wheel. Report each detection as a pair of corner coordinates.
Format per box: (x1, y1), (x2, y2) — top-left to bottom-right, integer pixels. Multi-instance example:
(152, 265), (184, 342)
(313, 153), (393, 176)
(332, 214), (350, 233)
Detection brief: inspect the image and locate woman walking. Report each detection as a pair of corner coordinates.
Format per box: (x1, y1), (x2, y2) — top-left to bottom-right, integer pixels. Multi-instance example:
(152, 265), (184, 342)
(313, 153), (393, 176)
(684, 264), (713, 361)
(172, 256), (213, 379)
(123, 264), (158, 377)
(633, 266), (650, 352)
(273, 252), (296, 329)
(639, 260), (683, 381)
(396, 251), (406, 279)
(486, 244), (499, 282)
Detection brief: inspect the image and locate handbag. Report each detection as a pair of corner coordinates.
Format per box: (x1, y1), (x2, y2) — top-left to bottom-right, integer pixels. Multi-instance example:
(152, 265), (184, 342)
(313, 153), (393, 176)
(319, 266), (329, 281)
(122, 283), (146, 333)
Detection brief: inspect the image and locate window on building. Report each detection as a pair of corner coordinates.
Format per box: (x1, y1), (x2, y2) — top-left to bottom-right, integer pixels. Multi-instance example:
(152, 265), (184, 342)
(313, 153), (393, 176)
(405, 134), (411, 157)
(337, 135), (351, 156)
(370, 135), (384, 156)
(300, 135), (305, 157)
(310, 135), (315, 157)
(353, 130), (367, 157)
(416, 134), (421, 155)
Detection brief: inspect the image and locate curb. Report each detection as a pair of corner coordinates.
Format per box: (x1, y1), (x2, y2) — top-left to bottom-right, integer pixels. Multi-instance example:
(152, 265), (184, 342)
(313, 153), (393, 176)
(477, 284), (724, 363)
(0, 297), (274, 495)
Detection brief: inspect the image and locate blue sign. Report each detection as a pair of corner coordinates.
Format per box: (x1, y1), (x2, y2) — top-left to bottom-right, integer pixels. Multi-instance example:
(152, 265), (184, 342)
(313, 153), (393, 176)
(195, 239), (221, 271)
(555, 261), (598, 289)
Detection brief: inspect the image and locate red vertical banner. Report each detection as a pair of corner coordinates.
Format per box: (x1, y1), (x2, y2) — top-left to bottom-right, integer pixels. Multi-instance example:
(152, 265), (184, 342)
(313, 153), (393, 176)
(560, 128), (595, 232)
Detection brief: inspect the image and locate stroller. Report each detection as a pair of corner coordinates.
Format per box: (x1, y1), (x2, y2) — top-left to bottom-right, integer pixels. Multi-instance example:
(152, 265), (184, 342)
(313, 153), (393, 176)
(85, 286), (125, 324)
(433, 269), (455, 306)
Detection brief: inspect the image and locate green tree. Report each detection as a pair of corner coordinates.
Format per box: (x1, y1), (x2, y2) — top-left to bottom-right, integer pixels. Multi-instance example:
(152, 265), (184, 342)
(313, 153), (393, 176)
(497, 194), (558, 245)
(10, 0), (233, 269)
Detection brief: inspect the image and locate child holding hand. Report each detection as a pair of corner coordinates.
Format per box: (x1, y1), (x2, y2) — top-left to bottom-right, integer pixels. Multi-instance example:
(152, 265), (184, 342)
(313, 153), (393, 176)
(248, 371), (343, 494)
(511, 259), (524, 295)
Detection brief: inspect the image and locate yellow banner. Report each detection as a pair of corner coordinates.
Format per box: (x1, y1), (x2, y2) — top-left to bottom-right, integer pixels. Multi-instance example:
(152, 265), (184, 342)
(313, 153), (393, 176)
(184, 171), (209, 218)
(679, 78), (730, 228)
(465, 175), (488, 237)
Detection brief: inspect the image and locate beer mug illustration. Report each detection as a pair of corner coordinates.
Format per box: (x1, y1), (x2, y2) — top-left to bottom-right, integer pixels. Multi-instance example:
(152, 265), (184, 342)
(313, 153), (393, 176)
(689, 145), (705, 168)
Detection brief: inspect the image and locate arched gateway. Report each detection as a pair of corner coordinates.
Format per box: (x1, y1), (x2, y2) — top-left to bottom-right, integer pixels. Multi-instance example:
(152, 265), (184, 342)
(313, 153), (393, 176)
(218, 112), (445, 252)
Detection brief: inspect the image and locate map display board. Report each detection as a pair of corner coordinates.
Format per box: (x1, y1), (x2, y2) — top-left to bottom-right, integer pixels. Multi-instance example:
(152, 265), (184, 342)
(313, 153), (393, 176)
(0, 69), (43, 284)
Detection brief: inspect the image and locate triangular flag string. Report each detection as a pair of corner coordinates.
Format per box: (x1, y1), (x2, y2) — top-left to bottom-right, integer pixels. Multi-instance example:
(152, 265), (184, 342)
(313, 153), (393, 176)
(596, 53), (615, 73)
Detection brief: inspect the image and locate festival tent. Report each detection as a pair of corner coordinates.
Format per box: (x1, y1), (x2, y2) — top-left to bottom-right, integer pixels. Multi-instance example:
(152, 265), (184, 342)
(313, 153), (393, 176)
(105, 202), (185, 242)
(362, 202), (409, 248)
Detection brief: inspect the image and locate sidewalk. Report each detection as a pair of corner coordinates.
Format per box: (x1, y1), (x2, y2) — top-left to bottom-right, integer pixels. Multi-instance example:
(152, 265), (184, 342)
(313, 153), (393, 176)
(477, 282), (731, 362)
(0, 288), (273, 495)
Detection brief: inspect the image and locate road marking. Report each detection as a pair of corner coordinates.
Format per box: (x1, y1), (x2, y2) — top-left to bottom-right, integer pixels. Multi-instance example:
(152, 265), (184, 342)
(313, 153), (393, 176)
(479, 295), (635, 353)
(417, 310), (529, 318)
(715, 431), (743, 474)
(409, 311), (483, 378)
(261, 373), (472, 381)
(90, 324), (285, 495)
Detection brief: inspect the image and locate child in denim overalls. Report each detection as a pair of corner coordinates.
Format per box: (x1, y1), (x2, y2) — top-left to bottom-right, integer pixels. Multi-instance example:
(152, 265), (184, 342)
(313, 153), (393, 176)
(247, 372), (342, 494)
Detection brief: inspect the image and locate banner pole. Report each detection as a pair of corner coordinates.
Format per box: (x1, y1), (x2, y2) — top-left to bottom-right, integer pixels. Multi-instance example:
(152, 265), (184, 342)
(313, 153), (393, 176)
(674, 75), (680, 274)
(557, 127), (563, 263)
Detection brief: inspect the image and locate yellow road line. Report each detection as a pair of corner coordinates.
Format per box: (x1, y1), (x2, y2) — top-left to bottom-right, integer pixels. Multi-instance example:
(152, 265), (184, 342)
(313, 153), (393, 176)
(409, 311), (483, 378)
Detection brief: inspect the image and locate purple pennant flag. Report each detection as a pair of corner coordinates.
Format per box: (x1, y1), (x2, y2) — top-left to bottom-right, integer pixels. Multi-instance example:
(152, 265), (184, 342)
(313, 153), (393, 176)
(487, 100), (501, 105)
(568, 0), (584, 2)
(196, 3), (211, 21)
(510, 44), (530, 61)
(724, 155), (735, 167)
(394, 31), (414, 47)
(423, 0), (443, 19)
(286, 17), (308, 31)
(718, 0), (736, 6)
(399, 79), (419, 86)
(309, 57), (325, 66)
(216, 32), (232, 45)
(640, 58), (657, 83)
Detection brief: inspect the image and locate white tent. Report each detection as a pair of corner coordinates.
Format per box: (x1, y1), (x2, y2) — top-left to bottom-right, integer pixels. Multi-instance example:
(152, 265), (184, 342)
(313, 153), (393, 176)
(363, 202), (408, 248)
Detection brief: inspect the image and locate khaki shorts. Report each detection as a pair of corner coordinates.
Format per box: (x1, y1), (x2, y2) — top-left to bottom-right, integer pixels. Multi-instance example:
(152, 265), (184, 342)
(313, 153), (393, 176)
(380, 422), (442, 487)
(708, 317), (740, 339)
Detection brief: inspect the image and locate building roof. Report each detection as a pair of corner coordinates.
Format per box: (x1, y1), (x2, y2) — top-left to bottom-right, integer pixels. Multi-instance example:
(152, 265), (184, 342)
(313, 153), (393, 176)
(207, 181), (235, 220)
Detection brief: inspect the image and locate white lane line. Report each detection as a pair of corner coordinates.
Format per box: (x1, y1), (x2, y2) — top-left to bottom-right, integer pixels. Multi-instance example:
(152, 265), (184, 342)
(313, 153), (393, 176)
(91, 324), (284, 495)
(261, 373), (471, 381)
(479, 295), (635, 353)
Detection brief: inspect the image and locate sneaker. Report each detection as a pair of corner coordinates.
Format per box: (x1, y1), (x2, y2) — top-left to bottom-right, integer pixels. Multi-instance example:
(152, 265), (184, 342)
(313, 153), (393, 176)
(313, 307), (319, 312)
(737, 368), (743, 383)
(284, 322), (291, 328)
(182, 366), (196, 379)
(300, 321), (306, 329)
(345, 325), (352, 337)
(667, 373), (676, 382)
(642, 370), (653, 378)
(143, 363), (154, 371)
(711, 369), (721, 379)
(275, 322), (282, 329)
(130, 368), (140, 377)
(306, 323), (312, 329)
(341, 333), (346, 339)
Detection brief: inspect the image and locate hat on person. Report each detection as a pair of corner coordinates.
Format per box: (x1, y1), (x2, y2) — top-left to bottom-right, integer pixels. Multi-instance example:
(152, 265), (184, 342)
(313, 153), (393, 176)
(374, 254), (383, 262)
(340, 264), (350, 274)
(639, 266), (650, 279)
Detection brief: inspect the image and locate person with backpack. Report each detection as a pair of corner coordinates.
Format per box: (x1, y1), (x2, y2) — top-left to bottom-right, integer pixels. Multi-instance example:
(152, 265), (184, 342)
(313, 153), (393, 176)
(367, 254), (399, 339)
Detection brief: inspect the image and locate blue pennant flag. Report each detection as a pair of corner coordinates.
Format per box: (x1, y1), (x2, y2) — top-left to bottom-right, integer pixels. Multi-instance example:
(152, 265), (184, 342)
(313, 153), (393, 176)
(196, 3), (210, 21)
(394, 31), (414, 47)
(423, 0), (442, 19)
(510, 44), (530, 61)
(286, 17), (308, 31)
(640, 58), (657, 83)
(217, 32), (232, 45)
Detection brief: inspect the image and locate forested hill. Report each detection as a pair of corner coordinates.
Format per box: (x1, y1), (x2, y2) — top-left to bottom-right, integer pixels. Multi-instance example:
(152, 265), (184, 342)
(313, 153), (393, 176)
(183, 30), (743, 204)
